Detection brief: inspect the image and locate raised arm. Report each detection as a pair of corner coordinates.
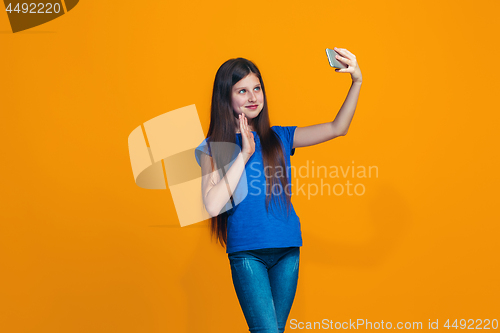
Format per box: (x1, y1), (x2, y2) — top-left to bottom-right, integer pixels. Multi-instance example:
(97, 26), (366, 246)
(293, 47), (363, 149)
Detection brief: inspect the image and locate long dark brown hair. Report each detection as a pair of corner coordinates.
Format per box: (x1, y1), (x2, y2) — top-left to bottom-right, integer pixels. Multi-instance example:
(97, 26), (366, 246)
(205, 57), (293, 249)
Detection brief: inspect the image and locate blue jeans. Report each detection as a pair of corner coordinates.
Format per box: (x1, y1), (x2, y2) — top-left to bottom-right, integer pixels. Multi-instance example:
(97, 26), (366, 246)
(228, 246), (300, 333)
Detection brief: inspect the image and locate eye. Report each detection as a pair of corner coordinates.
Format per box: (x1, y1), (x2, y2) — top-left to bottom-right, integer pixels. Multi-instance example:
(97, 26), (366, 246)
(238, 86), (261, 94)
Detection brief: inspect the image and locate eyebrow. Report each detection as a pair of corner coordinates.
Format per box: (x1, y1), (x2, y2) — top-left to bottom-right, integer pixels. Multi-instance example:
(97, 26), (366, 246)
(234, 84), (261, 91)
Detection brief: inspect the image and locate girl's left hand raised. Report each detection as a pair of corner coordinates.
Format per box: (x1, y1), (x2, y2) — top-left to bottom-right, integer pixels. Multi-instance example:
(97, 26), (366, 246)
(334, 47), (362, 83)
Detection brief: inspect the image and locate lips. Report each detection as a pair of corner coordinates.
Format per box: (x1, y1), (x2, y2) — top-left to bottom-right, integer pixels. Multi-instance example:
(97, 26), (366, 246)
(246, 105), (258, 108)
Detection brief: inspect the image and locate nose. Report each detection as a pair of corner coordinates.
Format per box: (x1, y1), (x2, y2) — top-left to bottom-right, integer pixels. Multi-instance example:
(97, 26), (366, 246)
(248, 91), (257, 102)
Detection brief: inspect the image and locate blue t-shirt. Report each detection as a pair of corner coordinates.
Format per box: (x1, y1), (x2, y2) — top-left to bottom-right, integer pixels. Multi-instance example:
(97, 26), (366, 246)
(195, 126), (303, 253)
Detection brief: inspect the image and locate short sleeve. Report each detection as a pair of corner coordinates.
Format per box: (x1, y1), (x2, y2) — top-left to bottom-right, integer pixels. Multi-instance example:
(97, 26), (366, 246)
(273, 125), (298, 156)
(194, 138), (211, 167)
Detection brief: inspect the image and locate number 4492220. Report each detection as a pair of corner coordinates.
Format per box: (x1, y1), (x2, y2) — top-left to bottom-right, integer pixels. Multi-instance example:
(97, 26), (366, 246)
(5, 3), (62, 14)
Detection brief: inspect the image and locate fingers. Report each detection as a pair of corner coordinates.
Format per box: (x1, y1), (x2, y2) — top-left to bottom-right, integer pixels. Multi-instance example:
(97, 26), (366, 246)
(240, 114), (245, 133)
(335, 53), (350, 65)
(239, 113), (248, 135)
(333, 47), (360, 75)
(334, 47), (356, 61)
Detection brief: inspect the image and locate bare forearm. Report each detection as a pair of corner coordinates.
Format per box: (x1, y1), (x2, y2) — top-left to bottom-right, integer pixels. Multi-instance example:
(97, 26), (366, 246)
(204, 152), (249, 216)
(332, 80), (362, 135)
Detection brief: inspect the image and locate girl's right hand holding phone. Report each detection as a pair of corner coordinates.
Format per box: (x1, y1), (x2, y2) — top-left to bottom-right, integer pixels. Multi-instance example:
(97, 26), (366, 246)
(239, 113), (255, 163)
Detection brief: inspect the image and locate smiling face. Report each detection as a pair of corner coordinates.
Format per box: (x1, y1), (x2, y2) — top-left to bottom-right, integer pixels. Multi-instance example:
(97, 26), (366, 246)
(231, 73), (264, 125)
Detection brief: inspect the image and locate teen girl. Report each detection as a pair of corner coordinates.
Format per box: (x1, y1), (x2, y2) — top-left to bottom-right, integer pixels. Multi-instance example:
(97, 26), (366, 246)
(195, 47), (362, 333)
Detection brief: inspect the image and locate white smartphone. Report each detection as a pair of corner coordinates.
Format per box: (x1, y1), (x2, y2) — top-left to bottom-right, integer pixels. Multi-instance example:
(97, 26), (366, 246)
(326, 48), (348, 69)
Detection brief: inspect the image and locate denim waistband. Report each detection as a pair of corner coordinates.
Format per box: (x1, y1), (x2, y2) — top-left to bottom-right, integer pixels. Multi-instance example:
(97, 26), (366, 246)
(228, 246), (299, 256)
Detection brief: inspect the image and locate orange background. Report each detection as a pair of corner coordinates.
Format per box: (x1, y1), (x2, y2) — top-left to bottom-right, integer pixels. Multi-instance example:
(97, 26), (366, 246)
(1, 1), (499, 332)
